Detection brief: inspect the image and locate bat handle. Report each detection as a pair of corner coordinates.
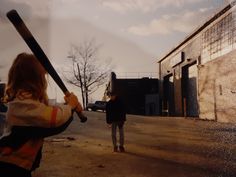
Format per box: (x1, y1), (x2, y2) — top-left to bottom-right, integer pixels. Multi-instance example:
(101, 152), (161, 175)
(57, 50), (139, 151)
(76, 111), (87, 123)
(74, 105), (87, 123)
(65, 91), (87, 123)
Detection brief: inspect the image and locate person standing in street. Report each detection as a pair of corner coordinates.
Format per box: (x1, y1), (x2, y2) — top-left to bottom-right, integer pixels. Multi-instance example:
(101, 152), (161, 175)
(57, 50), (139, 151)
(106, 92), (126, 152)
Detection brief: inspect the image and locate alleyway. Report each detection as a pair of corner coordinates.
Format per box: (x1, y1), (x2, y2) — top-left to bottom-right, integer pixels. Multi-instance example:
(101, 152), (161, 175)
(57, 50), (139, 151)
(31, 111), (235, 177)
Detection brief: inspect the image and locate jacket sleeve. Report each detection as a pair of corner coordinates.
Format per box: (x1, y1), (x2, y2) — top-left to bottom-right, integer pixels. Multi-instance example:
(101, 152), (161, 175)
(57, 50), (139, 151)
(106, 103), (112, 124)
(7, 99), (73, 128)
(120, 100), (126, 121)
(0, 116), (74, 149)
(12, 116), (74, 138)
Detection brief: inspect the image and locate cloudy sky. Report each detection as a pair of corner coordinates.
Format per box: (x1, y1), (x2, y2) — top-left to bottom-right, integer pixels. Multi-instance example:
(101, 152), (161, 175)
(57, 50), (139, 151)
(0, 0), (230, 101)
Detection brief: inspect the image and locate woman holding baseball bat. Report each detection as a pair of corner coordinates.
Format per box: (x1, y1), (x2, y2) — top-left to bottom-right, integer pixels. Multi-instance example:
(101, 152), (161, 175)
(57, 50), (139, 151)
(0, 53), (83, 177)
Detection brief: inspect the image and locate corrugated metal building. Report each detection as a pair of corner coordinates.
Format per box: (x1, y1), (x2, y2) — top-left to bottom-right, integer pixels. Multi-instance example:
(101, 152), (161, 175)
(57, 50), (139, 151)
(158, 2), (236, 123)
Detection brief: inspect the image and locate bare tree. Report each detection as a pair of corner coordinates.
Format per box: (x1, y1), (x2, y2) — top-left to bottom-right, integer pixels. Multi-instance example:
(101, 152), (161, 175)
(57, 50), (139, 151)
(64, 39), (112, 109)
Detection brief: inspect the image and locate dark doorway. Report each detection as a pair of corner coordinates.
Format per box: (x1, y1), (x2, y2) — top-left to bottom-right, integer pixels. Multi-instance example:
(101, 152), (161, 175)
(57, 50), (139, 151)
(163, 74), (175, 116)
(182, 63), (199, 117)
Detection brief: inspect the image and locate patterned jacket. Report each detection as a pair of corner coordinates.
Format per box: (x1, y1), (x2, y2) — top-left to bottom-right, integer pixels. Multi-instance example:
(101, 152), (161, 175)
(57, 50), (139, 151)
(0, 97), (73, 170)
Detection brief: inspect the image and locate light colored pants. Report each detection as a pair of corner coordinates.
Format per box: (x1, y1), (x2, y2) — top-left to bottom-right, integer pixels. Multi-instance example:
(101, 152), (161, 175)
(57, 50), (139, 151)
(111, 121), (124, 147)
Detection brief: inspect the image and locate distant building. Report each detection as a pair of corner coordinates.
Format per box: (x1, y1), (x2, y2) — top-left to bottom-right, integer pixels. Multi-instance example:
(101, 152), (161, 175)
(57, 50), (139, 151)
(158, 2), (236, 123)
(105, 72), (159, 116)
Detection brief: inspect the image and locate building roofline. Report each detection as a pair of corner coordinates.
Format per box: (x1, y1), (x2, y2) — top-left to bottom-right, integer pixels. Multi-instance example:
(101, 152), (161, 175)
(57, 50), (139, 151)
(157, 2), (235, 63)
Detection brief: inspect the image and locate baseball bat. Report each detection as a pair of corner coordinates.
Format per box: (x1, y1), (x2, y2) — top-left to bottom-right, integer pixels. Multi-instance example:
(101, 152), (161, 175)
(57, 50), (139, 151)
(6, 9), (87, 123)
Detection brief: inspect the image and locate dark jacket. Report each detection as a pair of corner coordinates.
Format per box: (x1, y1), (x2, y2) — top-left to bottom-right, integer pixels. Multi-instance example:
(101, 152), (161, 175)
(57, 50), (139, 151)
(106, 97), (126, 124)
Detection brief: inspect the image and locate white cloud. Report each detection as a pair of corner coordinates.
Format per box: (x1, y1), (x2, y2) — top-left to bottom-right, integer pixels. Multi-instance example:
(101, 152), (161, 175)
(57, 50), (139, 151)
(14, 0), (52, 17)
(128, 18), (172, 36)
(0, 0), (52, 21)
(100, 0), (204, 13)
(127, 8), (214, 36)
(100, 0), (157, 13)
(199, 7), (211, 12)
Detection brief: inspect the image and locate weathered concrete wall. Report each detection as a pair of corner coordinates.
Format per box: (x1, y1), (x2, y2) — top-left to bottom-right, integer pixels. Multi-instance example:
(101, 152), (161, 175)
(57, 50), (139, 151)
(198, 50), (236, 123)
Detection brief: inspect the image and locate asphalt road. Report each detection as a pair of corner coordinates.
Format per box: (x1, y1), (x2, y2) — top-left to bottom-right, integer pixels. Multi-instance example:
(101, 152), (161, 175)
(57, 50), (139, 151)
(10, 111), (236, 177)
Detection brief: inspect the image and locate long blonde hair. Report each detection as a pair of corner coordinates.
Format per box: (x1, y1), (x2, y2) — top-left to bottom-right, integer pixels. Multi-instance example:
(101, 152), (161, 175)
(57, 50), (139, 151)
(5, 53), (48, 104)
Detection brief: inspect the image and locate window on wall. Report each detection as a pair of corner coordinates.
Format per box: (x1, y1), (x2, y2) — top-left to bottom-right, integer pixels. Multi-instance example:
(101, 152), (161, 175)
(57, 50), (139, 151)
(201, 12), (236, 64)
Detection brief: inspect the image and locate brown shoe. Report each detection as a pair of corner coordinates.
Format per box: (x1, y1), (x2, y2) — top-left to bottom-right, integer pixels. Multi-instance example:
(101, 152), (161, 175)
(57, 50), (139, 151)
(119, 146), (125, 152)
(113, 146), (118, 152)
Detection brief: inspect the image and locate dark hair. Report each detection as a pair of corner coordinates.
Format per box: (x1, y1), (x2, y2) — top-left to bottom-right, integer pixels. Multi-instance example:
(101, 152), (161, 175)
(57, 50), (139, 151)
(5, 53), (48, 104)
